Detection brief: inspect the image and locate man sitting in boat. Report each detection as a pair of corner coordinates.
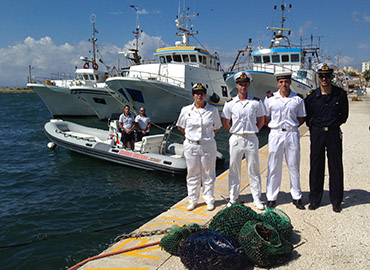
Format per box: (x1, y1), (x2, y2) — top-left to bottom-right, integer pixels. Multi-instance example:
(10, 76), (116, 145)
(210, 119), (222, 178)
(118, 105), (135, 150)
(135, 107), (151, 142)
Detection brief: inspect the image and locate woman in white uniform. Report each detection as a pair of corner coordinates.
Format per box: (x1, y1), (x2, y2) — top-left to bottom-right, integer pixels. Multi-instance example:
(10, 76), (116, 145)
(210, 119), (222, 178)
(177, 83), (222, 211)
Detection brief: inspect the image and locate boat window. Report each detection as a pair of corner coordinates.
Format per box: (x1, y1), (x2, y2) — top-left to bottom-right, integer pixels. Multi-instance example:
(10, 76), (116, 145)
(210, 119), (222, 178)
(159, 56), (166, 63)
(291, 54), (300, 62)
(271, 55), (280, 63)
(254, 56), (262, 63)
(183, 55), (189, 62)
(202, 56), (206, 64)
(89, 75), (94, 80)
(198, 55), (202, 63)
(263, 55), (271, 63)
(173, 54), (182, 62)
(83, 75), (89, 80)
(282, 55), (289, 62)
(190, 55), (197, 62)
(222, 86), (228, 97)
(166, 55), (172, 63)
(96, 75), (99, 80)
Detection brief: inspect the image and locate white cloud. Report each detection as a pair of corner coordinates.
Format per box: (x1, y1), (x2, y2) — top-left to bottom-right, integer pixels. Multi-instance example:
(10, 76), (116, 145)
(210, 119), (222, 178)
(298, 21), (314, 37)
(364, 14), (370, 22)
(352, 11), (360, 22)
(358, 43), (368, 49)
(0, 34), (168, 87)
(340, 55), (354, 66)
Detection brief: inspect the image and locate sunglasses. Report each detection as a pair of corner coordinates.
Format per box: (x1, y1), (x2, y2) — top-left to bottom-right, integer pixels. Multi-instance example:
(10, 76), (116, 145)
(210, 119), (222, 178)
(318, 74), (331, 79)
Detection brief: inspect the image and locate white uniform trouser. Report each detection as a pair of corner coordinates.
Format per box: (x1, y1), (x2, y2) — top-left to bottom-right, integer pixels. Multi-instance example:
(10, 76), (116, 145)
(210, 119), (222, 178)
(229, 134), (261, 203)
(183, 139), (217, 205)
(266, 129), (302, 201)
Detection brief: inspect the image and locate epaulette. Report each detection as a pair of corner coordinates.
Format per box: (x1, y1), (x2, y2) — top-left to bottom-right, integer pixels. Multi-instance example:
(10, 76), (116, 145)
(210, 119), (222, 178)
(253, 97), (260, 101)
(306, 90), (313, 96)
(297, 93), (303, 98)
(266, 93), (274, 98)
(226, 98), (233, 102)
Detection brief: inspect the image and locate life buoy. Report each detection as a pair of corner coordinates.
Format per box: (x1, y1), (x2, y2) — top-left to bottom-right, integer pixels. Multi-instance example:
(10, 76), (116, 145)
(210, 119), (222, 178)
(83, 63), (89, 69)
(92, 62), (99, 70)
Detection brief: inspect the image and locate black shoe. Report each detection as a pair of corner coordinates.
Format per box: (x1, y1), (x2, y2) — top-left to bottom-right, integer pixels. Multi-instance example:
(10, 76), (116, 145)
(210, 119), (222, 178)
(308, 203), (320, 210)
(292, 199), (305, 210)
(332, 204), (342, 213)
(267, 201), (276, 208)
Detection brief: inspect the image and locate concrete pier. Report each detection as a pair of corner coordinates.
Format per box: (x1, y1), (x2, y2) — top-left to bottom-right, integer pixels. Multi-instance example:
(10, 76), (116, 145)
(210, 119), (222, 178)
(75, 94), (370, 270)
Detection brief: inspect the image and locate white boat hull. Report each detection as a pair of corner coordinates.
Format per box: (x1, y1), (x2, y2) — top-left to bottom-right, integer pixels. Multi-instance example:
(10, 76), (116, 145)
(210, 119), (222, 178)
(44, 120), (188, 174)
(226, 70), (318, 100)
(27, 83), (96, 116)
(106, 77), (192, 123)
(70, 86), (125, 120)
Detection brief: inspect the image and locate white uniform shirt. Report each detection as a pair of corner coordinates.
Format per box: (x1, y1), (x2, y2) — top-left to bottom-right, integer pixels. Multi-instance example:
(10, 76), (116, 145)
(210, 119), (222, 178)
(177, 103), (222, 141)
(119, 113), (135, 130)
(221, 96), (266, 134)
(135, 114), (151, 131)
(264, 90), (306, 129)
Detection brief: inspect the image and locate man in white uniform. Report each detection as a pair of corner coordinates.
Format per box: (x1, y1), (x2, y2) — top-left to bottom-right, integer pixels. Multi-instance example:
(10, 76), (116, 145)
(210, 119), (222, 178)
(221, 72), (265, 210)
(264, 72), (306, 209)
(135, 107), (151, 141)
(177, 83), (222, 211)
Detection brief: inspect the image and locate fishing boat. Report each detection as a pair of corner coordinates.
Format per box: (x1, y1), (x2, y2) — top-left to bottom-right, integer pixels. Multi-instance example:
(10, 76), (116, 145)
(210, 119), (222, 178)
(105, 7), (231, 124)
(226, 3), (320, 99)
(45, 119), (224, 174)
(27, 14), (125, 119)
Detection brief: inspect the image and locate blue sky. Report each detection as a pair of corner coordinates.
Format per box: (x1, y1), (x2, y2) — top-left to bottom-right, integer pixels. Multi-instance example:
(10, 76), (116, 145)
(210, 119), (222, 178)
(1, 0), (369, 87)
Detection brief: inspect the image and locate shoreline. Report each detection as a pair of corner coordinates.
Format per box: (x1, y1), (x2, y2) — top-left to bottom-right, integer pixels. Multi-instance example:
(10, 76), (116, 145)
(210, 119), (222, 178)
(0, 88), (34, 93)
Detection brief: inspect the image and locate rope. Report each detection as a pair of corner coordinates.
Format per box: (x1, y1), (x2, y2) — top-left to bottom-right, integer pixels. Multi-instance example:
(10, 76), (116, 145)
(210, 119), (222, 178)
(67, 241), (160, 270)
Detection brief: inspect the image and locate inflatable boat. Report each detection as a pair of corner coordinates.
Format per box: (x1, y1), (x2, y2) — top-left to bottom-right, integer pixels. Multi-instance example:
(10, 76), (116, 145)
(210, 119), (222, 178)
(44, 119), (224, 174)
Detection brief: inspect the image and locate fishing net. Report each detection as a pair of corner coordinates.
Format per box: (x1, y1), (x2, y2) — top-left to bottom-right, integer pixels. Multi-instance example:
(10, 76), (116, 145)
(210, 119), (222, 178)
(179, 229), (248, 270)
(257, 208), (293, 241)
(159, 223), (204, 256)
(208, 204), (258, 238)
(238, 220), (293, 267)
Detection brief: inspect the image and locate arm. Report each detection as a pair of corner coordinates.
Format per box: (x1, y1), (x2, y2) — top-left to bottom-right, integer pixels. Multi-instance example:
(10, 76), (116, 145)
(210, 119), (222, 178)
(264, 116), (270, 127)
(256, 116), (265, 130)
(177, 126), (185, 135)
(298, 116), (306, 126)
(221, 117), (231, 132)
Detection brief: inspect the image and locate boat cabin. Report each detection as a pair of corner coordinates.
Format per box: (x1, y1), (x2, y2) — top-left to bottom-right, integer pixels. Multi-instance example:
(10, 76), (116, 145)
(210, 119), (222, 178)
(154, 46), (221, 71)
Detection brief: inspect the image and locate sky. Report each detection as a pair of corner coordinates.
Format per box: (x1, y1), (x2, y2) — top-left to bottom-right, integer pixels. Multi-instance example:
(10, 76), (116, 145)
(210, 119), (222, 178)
(0, 0), (369, 87)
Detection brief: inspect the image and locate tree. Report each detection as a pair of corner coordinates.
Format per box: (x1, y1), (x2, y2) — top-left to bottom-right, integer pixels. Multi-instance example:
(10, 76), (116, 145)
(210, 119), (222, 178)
(363, 70), (370, 82)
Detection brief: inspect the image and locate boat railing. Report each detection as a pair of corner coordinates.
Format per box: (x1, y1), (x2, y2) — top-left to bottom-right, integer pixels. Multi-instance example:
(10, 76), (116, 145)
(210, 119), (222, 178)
(129, 70), (186, 88)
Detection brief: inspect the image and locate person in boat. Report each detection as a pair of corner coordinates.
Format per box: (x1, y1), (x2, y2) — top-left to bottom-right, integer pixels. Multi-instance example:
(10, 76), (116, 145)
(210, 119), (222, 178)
(304, 62), (349, 213)
(135, 107), (151, 142)
(263, 71), (306, 210)
(118, 105), (135, 150)
(176, 83), (222, 211)
(221, 72), (266, 211)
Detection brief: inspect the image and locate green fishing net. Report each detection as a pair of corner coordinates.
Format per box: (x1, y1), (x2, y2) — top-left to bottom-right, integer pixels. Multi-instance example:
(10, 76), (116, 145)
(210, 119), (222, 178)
(238, 220), (293, 267)
(208, 204), (258, 238)
(159, 223), (204, 256)
(258, 207), (293, 241)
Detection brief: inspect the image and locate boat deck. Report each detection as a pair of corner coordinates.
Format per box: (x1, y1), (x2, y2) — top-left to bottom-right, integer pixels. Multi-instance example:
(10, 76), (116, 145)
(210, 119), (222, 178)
(73, 94), (370, 270)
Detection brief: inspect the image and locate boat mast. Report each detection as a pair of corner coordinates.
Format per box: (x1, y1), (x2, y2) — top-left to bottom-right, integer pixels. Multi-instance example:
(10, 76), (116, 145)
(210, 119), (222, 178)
(175, 6), (198, 46)
(90, 14), (97, 64)
(267, 3), (292, 48)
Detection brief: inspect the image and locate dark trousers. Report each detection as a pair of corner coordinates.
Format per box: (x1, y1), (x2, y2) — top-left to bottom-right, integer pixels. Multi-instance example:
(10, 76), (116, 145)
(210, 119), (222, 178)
(309, 128), (344, 206)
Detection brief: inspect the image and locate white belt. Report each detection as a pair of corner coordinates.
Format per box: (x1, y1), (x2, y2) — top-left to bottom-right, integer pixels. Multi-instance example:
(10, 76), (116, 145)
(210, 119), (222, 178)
(187, 139), (208, 145)
(232, 133), (255, 138)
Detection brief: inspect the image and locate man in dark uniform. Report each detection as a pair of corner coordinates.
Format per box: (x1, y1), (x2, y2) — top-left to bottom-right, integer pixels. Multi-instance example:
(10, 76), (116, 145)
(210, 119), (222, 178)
(304, 62), (349, 213)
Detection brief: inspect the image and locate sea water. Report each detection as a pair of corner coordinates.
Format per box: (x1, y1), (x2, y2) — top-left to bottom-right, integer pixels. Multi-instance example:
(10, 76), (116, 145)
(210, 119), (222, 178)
(0, 93), (268, 269)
